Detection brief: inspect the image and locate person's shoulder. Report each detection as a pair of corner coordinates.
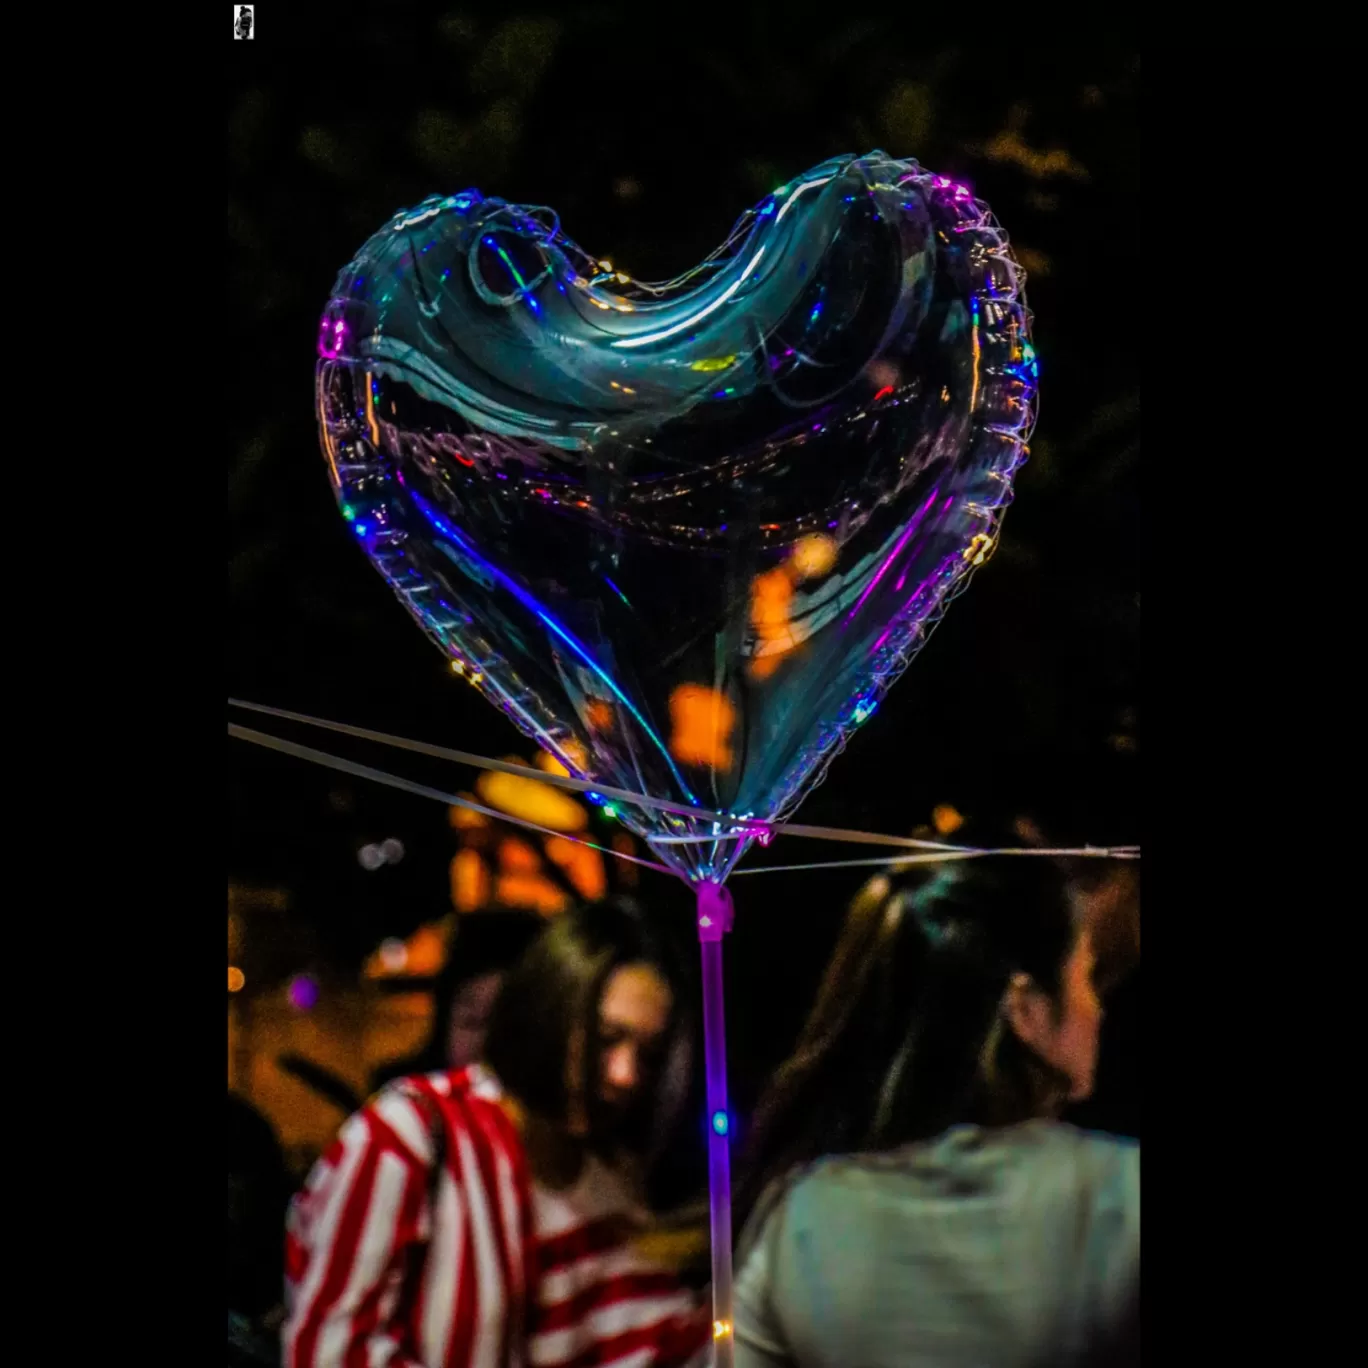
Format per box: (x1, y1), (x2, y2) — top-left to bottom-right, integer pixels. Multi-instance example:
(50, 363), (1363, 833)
(387, 1065), (518, 1146)
(792, 1122), (1136, 1193)
(1023, 1121), (1139, 1211)
(1036, 1120), (1139, 1171)
(345, 1068), (493, 1164)
(759, 1150), (866, 1220)
(371, 1063), (490, 1107)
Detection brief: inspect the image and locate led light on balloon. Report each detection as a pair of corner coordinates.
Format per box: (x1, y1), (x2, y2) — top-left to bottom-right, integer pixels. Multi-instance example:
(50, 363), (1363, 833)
(964, 534), (994, 566)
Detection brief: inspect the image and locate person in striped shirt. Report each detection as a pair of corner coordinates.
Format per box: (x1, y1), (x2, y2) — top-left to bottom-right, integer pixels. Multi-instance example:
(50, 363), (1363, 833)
(284, 899), (713, 1368)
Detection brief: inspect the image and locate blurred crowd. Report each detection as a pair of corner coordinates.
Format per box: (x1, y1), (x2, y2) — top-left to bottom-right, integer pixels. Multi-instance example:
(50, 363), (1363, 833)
(229, 831), (1139, 1367)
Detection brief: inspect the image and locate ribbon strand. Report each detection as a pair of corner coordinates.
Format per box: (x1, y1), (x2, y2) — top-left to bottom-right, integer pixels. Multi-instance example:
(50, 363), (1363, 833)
(228, 723), (672, 874)
(229, 710), (1140, 874)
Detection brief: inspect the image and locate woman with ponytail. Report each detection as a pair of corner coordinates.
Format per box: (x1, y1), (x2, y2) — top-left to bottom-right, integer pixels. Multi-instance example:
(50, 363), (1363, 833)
(732, 851), (1138, 1367)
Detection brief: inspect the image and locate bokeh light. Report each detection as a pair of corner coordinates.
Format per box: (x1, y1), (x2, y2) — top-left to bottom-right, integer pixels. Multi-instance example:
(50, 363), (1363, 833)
(932, 804), (965, 836)
(288, 974), (320, 1011)
(476, 768), (588, 832)
(668, 685), (737, 769)
(789, 533), (839, 581)
(451, 848), (490, 912)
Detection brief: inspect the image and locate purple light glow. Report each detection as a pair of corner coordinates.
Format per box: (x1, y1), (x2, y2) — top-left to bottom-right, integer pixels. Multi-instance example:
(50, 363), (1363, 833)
(318, 318), (347, 360)
(288, 974), (320, 1011)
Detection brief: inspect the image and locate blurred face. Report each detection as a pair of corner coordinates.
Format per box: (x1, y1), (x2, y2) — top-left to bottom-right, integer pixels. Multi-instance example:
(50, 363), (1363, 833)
(567, 962), (673, 1135)
(1005, 931), (1103, 1102)
(445, 972), (504, 1071)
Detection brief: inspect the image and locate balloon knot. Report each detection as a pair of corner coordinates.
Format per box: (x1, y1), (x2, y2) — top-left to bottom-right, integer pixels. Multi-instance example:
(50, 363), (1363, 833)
(695, 881), (735, 941)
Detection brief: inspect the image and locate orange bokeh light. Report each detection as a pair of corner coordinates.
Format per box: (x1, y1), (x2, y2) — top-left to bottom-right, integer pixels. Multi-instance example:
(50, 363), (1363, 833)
(751, 566), (795, 635)
(451, 849), (490, 912)
(404, 924), (446, 976)
(749, 567), (798, 677)
(449, 796), (489, 830)
(495, 873), (569, 917)
(559, 738), (589, 772)
(362, 921), (450, 979)
(585, 698), (615, 731)
(669, 685), (737, 769)
(932, 804), (965, 836)
(228, 966), (245, 993)
(790, 533), (838, 581)
(536, 751), (571, 778)
(476, 769), (587, 833)
(545, 835), (607, 902)
(498, 837), (542, 875)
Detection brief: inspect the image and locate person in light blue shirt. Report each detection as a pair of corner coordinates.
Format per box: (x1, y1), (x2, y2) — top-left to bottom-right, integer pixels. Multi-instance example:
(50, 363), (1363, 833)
(733, 853), (1138, 1368)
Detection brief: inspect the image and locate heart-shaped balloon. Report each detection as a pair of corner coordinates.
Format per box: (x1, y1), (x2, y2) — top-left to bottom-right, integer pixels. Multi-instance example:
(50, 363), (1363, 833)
(316, 151), (1037, 881)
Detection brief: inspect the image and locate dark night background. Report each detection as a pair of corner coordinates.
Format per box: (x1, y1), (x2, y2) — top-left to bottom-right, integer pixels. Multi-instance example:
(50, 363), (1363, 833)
(228, 6), (1139, 1142)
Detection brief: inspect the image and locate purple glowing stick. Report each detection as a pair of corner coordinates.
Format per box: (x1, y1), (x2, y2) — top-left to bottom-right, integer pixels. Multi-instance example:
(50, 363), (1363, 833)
(696, 880), (736, 1364)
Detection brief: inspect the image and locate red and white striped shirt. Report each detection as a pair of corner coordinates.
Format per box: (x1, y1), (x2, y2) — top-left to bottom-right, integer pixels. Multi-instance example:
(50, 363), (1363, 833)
(284, 1066), (711, 1368)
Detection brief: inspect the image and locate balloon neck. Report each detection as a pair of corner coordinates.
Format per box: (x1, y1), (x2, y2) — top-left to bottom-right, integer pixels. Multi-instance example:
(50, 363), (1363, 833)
(694, 881), (734, 943)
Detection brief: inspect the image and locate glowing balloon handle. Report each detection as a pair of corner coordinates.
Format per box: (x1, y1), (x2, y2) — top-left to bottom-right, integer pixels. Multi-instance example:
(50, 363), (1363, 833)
(696, 880), (736, 1366)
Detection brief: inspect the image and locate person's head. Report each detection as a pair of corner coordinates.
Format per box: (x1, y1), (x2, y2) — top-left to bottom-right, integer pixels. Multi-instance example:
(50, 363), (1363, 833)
(432, 911), (545, 1071)
(738, 851), (1101, 1232)
(368, 911), (544, 1094)
(483, 897), (692, 1155)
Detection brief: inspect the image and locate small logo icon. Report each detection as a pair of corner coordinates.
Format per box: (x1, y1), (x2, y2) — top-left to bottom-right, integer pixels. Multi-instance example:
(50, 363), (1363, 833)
(234, 4), (254, 39)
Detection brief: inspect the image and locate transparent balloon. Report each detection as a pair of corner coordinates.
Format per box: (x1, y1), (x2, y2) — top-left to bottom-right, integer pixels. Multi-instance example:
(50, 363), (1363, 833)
(316, 151), (1038, 882)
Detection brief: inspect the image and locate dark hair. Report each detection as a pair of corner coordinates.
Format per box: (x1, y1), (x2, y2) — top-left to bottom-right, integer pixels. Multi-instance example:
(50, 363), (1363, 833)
(483, 896), (694, 1157)
(371, 910), (544, 1089)
(735, 852), (1079, 1240)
